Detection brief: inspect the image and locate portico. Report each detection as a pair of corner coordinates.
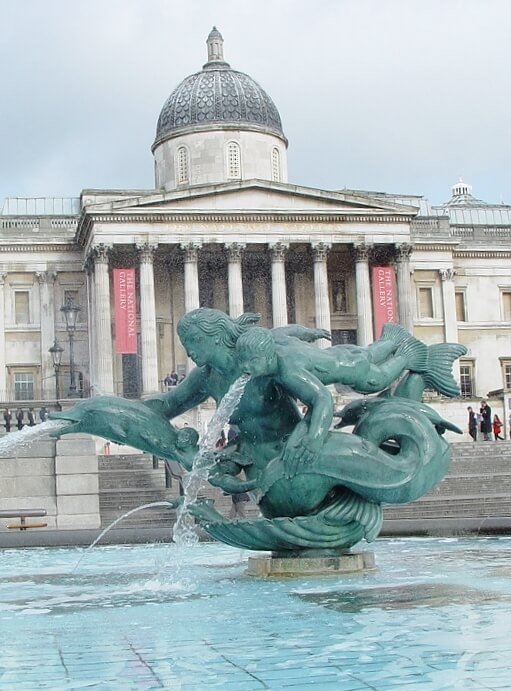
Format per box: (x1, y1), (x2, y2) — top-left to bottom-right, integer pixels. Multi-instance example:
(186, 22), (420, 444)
(78, 183), (417, 396)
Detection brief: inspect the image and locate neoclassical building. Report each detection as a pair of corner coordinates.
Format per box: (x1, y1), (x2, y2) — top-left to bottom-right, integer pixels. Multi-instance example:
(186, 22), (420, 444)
(1, 28), (511, 430)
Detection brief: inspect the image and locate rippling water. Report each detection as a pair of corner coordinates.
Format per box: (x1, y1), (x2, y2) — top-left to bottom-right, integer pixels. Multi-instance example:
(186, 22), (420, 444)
(1, 538), (511, 689)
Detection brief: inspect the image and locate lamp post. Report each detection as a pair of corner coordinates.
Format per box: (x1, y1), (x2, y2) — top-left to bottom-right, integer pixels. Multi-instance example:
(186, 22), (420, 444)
(48, 339), (64, 401)
(60, 303), (81, 397)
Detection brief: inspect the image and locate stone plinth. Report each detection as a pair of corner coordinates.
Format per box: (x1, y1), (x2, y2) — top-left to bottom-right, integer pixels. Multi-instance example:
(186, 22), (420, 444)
(247, 551), (375, 577)
(55, 434), (100, 530)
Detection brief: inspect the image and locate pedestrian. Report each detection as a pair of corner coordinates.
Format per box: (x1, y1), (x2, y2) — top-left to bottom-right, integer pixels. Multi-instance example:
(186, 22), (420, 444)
(163, 373), (172, 390)
(27, 408), (36, 426)
(39, 406), (48, 422)
(480, 400), (492, 441)
(3, 408), (11, 433)
(493, 414), (504, 441)
(227, 426), (239, 444)
(15, 408), (24, 431)
(170, 370), (178, 386)
(216, 429), (226, 449)
(467, 406), (477, 442)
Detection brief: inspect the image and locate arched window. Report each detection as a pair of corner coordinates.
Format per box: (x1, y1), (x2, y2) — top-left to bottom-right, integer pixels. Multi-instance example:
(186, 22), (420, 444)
(226, 141), (241, 179)
(176, 146), (189, 185)
(271, 147), (281, 182)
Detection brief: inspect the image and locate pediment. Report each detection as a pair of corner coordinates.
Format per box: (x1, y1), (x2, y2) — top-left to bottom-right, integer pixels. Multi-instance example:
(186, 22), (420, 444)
(83, 180), (418, 217)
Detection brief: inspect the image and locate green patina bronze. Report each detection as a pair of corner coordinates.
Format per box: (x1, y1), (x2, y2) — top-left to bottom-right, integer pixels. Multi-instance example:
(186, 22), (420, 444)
(50, 308), (467, 554)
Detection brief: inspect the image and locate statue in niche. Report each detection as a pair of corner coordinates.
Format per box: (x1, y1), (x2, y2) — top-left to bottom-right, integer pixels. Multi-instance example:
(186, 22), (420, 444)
(332, 278), (347, 313)
(51, 308), (466, 554)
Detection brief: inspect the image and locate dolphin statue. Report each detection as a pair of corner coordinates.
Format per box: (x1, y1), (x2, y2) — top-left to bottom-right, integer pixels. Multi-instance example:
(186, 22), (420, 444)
(49, 396), (198, 469)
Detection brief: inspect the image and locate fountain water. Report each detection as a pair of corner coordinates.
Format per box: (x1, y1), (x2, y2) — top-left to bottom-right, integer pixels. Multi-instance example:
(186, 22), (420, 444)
(2, 537), (511, 688)
(0, 419), (65, 456)
(172, 373), (249, 546)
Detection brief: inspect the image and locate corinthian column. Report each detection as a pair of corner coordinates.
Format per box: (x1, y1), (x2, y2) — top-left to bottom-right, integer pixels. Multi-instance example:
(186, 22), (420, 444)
(395, 243), (414, 332)
(137, 243), (159, 395)
(312, 243), (331, 348)
(181, 243), (201, 313)
(36, 271), (57, 399)
(354, 244), (374, 346)
(270, 242), (288, 327)
(91, 245), (114, 395)
(0, 274), (6, 398)
(226, 243), (245, 318)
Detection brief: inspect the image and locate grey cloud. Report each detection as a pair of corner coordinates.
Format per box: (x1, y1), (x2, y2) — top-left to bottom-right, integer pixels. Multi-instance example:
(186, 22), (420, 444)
(1, 0), (510, 206)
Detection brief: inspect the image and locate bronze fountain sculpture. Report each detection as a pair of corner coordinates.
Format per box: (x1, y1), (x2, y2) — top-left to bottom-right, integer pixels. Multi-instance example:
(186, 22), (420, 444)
(50, 308), (466, 555)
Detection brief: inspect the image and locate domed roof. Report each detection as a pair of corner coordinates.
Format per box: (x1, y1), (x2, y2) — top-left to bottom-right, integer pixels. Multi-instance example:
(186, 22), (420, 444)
(154, 28), (285, 147)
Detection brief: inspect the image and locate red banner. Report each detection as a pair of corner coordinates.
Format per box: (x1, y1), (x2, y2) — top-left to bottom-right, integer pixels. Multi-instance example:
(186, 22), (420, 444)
(372, 266), (397, 338)
(113, 268), (137, 353)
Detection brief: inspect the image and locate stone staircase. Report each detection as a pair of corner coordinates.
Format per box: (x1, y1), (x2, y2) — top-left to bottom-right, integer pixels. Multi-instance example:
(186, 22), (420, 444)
(99, 442), (511, 537)
(383, 441), (511, 532)
(98, 454), (258, 532)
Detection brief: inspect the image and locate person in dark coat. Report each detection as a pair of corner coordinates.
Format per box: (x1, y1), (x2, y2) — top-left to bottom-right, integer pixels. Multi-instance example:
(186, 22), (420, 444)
(15, 408), (24, 431)
(467, 406), (477, 442)
(3, 408), (11, 433)
(27, 408), (36, 426)
(39, 406), (48, 422)
(480, 400), (492, 441)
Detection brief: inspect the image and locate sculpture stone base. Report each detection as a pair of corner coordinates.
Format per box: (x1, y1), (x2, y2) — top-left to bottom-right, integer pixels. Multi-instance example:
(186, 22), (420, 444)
(246, 551), (375, 577)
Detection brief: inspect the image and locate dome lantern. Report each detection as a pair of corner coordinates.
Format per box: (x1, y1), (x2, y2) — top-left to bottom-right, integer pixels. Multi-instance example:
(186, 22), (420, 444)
(204, 26), (229, 69)
(451, 178), (472, 198)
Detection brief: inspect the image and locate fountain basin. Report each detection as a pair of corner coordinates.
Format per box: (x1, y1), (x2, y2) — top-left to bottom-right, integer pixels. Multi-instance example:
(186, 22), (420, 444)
(1, 537), (511, 689)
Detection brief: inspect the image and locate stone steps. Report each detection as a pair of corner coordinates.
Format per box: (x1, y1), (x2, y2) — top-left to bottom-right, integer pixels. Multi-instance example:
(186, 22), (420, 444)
(98, 452), (259, 529)
(385, 441), (511, 525)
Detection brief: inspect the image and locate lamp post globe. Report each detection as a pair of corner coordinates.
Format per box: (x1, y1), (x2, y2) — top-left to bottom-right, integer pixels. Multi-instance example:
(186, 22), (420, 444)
(48, 339), (64, 401)
(60, 304), (81, 396)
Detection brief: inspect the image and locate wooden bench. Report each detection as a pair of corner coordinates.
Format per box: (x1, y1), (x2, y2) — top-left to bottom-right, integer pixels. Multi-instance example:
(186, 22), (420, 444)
(0, 509), (47, 530)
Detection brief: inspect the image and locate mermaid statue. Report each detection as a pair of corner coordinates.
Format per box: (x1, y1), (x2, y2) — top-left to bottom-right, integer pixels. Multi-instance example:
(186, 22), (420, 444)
(50, 309), (467, 554)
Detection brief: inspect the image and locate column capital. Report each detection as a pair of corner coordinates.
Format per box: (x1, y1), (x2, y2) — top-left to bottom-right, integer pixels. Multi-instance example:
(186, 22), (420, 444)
(136, 242), (158, 263)
(312, 242), (331, 262)
(439, 268), (456, 282)
(90, 243), (112, 265)
(354, 243), (372, 262)
(226, 242), (245, 262)
(395, 243), (413, 262)
(35, 270), (57, 285)
(181, 242), (201, 263)
(269, 241), (288, 261)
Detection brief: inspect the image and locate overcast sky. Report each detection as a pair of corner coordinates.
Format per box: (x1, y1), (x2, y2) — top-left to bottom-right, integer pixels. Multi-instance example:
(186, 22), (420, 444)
(1, 0), (510, 207)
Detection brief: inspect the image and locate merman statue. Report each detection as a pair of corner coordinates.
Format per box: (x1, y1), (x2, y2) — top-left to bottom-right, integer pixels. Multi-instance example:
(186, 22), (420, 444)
(50, 308), (467, 553)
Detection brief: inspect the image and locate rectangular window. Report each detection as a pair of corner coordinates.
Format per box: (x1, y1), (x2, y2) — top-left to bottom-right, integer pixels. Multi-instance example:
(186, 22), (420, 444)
(459, 362), (474, 398)
(14, 291), (30, 324)
(14, 372), (34, 401)
(504, 363), (511, 391)
(227, 142), (241, 179)
(418, 287), (433, 318)
(502, 291), (511, 321)
(455, 292), (466, 321)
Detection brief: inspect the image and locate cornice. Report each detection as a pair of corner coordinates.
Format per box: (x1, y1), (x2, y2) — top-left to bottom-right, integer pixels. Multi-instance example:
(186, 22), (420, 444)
(414, 242), (460, 251)
(453, 248), (511, 259)
(0, 244), (80, 253)
(76, 210), (414, 247)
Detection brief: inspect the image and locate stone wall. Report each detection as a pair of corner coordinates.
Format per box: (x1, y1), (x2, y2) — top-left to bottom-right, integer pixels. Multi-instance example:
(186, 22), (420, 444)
(0, 434), (100, 531)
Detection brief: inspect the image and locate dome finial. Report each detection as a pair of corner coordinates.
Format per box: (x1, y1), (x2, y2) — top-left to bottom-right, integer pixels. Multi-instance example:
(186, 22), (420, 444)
(206, 26), (225, 63)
